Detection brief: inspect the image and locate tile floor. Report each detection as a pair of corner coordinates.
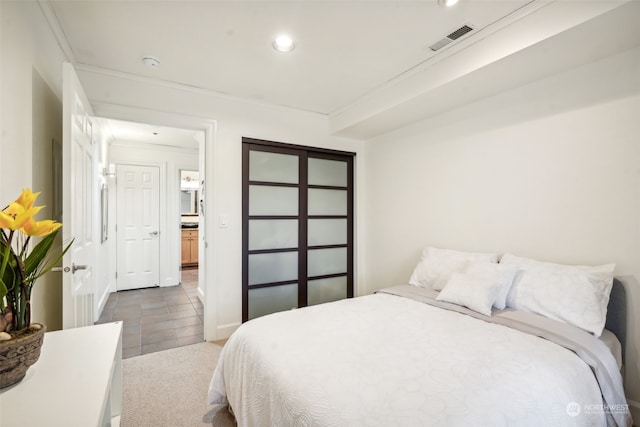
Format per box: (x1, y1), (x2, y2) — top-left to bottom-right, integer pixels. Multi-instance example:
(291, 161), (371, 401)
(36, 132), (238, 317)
(96, 268), (204, 359)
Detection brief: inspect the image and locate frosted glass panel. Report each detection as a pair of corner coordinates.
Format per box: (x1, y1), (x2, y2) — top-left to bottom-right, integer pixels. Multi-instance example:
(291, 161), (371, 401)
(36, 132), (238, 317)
(308, 247), (347, 277)
(308, 189), (347, 216)
(249, 220), (298, 250)
(249, 252), (297, 285)
(249, 284), (298, 320)
(308, 158), (347, 187)
(250, 151), (298, 184)
(308, 276), (347, 306)
(308, 219), (347, 246)
(249, 185), (298, 216)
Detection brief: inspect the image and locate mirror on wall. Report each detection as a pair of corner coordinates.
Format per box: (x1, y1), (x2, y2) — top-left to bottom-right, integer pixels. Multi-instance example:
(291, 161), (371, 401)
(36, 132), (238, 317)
(180, 170), (199, 215)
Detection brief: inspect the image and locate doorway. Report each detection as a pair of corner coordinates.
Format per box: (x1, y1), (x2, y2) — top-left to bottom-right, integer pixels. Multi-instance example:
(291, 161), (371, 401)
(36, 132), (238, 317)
(179, 170), (200, 270)
(86, 102), (215, 342)
(106, 119), (203, 296)
(97, 119), (207, 355)
(62, 60), (215, 340)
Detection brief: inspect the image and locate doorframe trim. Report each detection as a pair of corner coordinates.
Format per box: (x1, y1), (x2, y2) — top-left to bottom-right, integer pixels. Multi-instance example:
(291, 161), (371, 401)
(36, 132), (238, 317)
(90, 102), (219, 340)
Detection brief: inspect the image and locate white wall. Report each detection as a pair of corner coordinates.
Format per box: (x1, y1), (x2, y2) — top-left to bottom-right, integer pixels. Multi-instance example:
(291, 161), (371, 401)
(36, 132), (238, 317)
(364, 46), (640, 416)
(108, 142), (199, 291)
(0, 2), (62, 201)
(1, 1), (68, 331)
(0, 1), (65, 205)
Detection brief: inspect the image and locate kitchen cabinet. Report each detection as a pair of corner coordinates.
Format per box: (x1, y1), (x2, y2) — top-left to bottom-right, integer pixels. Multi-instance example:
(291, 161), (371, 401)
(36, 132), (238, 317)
(181, 229), (199, 267)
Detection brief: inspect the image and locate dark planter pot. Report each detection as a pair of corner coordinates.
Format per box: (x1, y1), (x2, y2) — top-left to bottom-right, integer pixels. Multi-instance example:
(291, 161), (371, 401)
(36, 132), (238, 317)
(0, 323), (46, 389)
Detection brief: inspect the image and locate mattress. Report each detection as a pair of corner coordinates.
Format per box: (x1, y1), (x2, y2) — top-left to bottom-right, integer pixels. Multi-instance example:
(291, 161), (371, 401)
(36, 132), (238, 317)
(209, 285), (631, 427)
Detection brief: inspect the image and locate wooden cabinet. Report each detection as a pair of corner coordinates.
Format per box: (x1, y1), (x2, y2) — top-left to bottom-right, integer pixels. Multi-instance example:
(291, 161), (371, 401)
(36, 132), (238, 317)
(181, 229), (199, 267)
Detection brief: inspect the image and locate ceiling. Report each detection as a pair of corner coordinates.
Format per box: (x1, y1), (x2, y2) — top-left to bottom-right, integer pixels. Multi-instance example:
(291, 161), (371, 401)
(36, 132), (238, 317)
(49, 0), (534, 115)
(46, 0), (637, 140)
(97, 117), (202, 149)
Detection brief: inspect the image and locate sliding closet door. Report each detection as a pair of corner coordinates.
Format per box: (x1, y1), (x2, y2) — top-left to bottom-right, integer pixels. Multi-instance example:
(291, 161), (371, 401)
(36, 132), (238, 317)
(242, 138), (354, 322)
(244, 145), (301, 321)
(306, 154), (353, 306)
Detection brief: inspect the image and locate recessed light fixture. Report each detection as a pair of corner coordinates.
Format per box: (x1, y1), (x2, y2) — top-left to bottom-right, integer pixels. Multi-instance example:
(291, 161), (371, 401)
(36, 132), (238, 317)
(272, 35), (295, 53)
(438, 0), (459, 7)
(142, 56), (160, 68)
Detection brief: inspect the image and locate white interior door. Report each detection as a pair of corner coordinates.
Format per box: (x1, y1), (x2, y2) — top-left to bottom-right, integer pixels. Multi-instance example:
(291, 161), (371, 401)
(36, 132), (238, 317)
(62, 63), (95, 329)
(116, 164), (160, 291)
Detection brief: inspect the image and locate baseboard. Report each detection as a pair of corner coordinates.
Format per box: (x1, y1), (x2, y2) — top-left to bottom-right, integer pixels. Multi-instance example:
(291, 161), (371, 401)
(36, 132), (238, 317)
(629, 399), (639, 426)
(197, 286), (204, 304)
(96, 286), (111, 321)
(216, 322), (241, 340)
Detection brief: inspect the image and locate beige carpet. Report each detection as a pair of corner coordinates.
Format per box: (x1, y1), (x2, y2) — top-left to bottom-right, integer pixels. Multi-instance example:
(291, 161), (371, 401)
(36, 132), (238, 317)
(122, 342), (236, 426)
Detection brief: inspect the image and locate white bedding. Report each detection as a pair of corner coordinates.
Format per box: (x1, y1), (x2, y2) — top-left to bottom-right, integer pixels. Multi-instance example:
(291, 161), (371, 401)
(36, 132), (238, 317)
(209, 291), (627, 427)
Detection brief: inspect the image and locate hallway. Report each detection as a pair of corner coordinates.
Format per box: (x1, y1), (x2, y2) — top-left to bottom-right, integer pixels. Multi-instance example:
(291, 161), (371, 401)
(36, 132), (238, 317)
(96, 269), (204, 359)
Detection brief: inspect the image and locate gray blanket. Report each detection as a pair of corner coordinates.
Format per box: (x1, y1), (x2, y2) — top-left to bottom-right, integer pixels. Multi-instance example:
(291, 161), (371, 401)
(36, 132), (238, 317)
(378, 285), (632, 427)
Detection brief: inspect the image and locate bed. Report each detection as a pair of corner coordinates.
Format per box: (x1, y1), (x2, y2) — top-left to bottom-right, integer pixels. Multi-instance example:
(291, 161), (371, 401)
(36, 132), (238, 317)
(208, 249), (632, 427)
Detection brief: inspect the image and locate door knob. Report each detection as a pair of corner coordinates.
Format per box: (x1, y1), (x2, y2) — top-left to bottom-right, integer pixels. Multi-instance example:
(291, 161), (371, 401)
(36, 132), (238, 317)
(149, 231), (159, 236)
(72, 263), (88, 274)
(52, 264), (88, 273)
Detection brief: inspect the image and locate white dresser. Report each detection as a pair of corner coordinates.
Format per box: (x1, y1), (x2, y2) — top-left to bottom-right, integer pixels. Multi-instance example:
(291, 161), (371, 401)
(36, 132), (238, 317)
(0, 321), (123, 426)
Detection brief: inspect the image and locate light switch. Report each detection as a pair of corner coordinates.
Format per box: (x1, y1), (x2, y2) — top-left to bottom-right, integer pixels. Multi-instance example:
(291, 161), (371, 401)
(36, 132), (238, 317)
(219, 214), (229, 228)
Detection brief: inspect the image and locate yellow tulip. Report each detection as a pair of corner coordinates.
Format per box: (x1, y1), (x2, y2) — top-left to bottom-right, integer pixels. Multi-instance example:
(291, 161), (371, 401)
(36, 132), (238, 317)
(5, 202), (25, 216)
(22, 218), (62, 237)
(15, 188), (40, 210)
(0, 203), (43, 231)
(0, 210), (13, 229)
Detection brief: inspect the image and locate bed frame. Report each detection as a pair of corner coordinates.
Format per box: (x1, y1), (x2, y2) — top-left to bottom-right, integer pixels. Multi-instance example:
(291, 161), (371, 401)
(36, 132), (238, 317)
(605, 277), (627, 363)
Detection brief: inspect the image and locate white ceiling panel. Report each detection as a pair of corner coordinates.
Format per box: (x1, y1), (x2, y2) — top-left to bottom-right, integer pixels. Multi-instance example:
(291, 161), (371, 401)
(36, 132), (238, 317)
(49, 0), (534, 115)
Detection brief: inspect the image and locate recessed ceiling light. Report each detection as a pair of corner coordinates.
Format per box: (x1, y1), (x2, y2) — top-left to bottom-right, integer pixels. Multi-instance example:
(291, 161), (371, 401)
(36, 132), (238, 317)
(272, 35), (295, 53)
(142, 56), (160, 68)
(438, 0), (459, 7)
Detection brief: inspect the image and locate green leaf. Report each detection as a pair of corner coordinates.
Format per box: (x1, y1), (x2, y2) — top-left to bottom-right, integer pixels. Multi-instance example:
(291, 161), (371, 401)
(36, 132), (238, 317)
(24, 230), (59, 277)
(33, 238), (73, 281)
(0, 259), (18, 300)
(0, 277), (7, 300)
(0, 239), (16, 301)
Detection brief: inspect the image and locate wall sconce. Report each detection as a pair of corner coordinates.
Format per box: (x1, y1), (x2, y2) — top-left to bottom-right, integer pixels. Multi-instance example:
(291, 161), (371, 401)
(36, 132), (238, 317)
(103, 163), (116, 177)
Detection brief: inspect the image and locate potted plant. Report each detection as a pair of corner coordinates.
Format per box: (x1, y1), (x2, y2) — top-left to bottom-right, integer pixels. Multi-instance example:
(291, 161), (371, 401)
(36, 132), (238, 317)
(0, 188), (72, 389)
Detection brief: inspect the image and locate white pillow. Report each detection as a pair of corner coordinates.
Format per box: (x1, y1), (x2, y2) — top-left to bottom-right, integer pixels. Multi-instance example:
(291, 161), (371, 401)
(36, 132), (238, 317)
(501, 253), (615, 336)
(409, 247), (498, 291)
(463, 262), (519, 309)
(436, 272), (503, 316)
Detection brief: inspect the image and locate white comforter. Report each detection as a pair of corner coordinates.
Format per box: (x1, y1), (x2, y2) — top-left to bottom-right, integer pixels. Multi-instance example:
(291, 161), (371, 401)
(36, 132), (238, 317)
(209, 292), (619, 426)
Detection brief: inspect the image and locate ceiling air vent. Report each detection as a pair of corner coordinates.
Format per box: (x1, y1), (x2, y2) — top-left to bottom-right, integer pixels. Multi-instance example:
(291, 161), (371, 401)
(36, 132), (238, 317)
(429, 24), (474, 52)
